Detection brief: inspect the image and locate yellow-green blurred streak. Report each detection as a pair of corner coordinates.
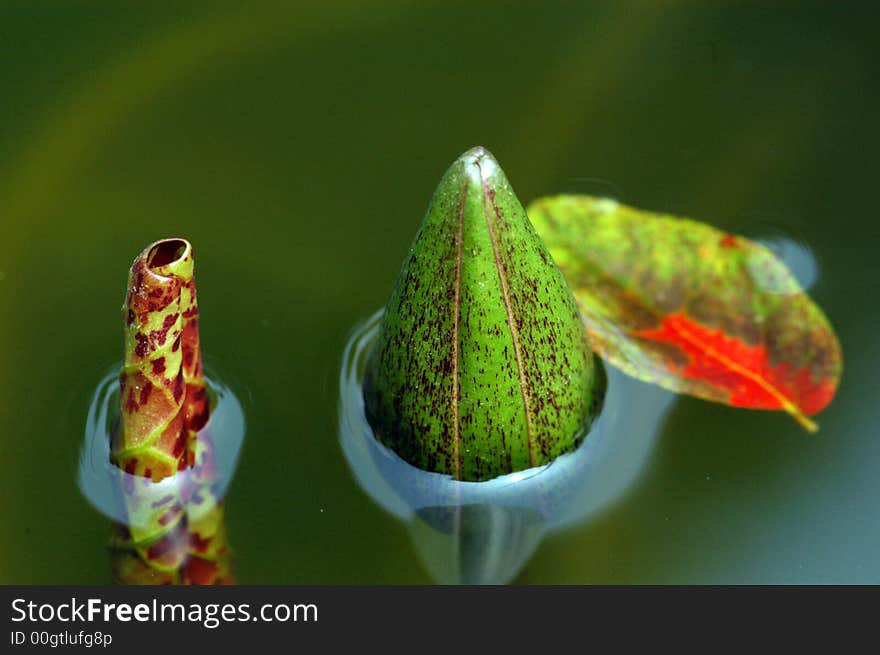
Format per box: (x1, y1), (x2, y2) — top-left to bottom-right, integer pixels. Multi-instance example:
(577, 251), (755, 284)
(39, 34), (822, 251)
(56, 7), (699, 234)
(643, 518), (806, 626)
(513, 0), (671, 186)
(0, 0), (421, 234)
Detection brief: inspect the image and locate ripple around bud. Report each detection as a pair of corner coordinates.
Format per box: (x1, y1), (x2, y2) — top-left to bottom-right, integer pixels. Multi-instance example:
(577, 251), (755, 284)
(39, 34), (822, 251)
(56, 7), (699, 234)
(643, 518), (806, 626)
(339, 310), (676, 583)
(78, 365), (246, 527)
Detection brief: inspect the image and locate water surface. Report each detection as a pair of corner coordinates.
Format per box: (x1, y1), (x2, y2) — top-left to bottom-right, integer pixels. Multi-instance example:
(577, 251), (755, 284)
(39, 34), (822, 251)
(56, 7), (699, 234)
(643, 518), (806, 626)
(0, 0), (877, 583)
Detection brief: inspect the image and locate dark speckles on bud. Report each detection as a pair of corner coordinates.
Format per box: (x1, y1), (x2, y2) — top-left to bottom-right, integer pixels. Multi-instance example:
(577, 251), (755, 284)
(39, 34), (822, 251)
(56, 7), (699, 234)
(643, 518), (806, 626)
(363, 147), (603, 482)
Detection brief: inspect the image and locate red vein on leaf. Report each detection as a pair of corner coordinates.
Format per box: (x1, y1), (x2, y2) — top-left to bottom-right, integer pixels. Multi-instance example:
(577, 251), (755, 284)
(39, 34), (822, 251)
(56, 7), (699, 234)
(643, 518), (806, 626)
(635, 313), (823, 432)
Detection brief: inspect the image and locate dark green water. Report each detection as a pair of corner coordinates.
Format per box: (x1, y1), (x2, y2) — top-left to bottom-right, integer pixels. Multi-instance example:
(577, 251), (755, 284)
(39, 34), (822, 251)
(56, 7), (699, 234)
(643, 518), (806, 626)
(1, 0), (877, 583)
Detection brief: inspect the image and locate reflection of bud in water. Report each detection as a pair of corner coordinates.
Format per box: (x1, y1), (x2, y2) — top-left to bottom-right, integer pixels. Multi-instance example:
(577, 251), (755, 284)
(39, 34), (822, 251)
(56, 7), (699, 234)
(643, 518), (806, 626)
(110, 238), (232, 585)
(341, 311), (674, 584)
(364, 147), (603, 482)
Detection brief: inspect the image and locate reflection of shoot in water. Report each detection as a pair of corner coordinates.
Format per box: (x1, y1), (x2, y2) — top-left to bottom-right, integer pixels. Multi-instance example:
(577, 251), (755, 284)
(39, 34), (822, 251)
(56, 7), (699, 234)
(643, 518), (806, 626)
(110, 239), (232, 584)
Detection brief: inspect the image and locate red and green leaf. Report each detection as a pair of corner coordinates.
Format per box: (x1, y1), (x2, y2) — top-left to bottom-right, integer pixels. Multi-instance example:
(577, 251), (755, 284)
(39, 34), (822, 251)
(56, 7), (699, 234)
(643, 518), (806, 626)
(527, 195), (842, 431)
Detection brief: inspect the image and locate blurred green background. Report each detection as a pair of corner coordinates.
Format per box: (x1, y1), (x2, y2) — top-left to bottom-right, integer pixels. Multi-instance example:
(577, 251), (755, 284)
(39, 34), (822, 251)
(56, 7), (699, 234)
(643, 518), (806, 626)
(1, 0), (877, 583)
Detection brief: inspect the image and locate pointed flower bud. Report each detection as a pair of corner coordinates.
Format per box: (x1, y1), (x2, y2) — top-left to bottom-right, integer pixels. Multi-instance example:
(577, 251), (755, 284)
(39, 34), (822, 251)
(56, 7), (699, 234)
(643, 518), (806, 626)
(364, 147), (603, 482)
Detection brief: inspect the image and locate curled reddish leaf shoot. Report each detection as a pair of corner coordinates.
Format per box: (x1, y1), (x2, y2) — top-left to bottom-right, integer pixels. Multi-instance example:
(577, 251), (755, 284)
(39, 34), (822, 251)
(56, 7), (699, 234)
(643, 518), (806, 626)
(110, 238), (232, 584)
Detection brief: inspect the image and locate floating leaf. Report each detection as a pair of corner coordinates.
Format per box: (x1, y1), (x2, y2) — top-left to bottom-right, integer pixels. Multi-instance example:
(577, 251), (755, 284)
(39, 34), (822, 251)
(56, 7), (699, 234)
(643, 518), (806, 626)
(364, 149), (603, 482)
(527, 195), (842, 432)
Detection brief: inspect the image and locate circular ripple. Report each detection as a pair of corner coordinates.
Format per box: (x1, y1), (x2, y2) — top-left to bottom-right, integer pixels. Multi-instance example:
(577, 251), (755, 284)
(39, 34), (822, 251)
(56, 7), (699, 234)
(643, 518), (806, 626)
(78, 365), (246, 526)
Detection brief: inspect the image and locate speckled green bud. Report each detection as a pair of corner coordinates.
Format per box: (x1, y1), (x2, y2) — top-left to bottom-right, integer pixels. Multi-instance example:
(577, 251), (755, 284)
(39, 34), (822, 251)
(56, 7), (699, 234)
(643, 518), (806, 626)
(363, 147), (602, 482)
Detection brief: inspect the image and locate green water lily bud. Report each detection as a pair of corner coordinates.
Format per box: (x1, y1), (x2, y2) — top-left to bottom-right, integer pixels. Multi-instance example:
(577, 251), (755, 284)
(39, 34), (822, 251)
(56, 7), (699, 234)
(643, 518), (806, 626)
(363, 147), (602, 482)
